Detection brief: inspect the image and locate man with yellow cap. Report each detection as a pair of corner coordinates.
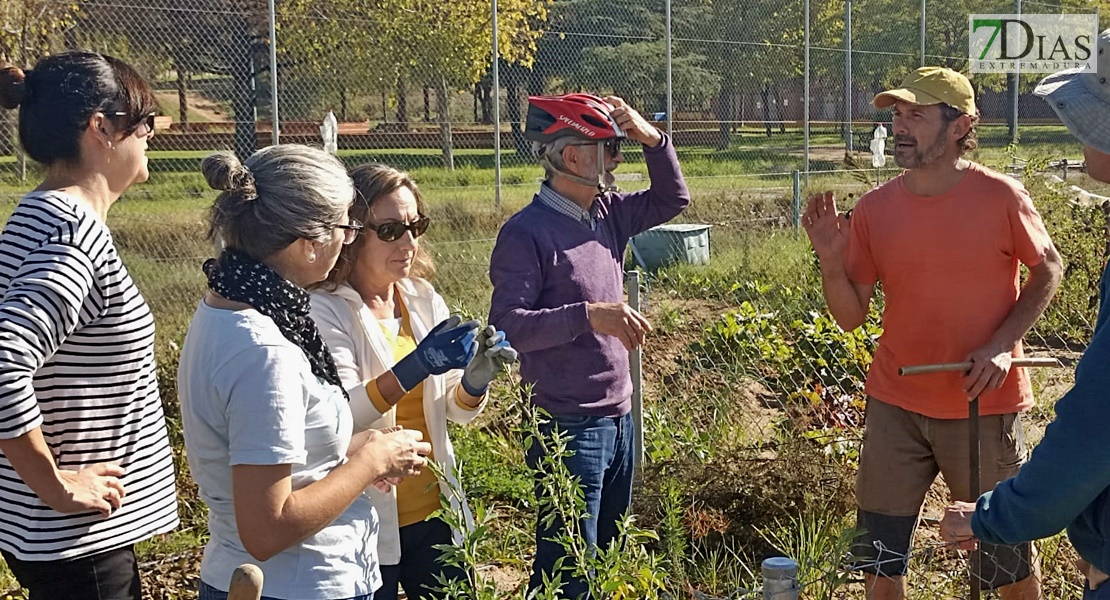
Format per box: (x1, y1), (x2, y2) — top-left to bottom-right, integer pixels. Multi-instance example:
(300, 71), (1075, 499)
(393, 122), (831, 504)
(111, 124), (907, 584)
(803, 66), (1063, 600)
(942, 29), (1110, 599)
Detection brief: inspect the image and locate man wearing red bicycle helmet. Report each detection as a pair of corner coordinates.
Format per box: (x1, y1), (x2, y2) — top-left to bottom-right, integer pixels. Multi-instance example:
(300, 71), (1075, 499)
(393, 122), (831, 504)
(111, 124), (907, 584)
(489, 94), (689, 598)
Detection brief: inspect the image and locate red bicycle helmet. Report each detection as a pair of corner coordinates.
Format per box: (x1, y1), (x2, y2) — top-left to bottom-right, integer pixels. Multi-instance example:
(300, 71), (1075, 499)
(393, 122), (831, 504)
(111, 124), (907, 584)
(525, 93), (625, 144)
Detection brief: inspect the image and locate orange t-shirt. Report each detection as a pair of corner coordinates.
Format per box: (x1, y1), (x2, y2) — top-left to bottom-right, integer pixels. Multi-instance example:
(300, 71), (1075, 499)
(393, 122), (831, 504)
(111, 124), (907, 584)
(845, 162), (1053, 419)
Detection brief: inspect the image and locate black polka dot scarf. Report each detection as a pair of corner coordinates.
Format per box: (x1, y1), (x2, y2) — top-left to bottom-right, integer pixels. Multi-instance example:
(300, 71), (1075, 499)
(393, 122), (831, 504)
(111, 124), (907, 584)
(203, 249), (348, 399)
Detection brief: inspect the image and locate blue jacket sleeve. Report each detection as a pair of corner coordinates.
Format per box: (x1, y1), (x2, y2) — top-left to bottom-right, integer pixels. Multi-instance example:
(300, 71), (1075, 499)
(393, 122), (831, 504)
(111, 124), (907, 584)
(971, 296), (1110, 544)
(608, 134), (691, 243)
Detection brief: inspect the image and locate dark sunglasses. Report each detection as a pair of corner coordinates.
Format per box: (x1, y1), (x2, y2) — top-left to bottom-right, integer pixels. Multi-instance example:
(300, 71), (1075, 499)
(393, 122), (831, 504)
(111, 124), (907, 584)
(366, 216), (431, 242)
(571, 138), (622, 159)
(112, 112), (156, 135)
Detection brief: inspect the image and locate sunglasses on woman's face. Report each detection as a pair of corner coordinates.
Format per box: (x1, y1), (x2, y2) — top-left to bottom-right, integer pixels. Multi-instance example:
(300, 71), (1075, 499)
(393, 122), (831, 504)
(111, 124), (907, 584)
(366, 216), (431, 242)
(112, 112), (156, 136)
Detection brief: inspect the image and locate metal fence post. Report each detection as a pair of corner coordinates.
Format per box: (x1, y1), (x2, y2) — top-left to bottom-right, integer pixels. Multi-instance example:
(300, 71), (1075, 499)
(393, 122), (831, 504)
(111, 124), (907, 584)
(267, 0), (279, 145)
(492, 0), (502, 210)
(626, 270), (644, 480)
(803, 0), (810, 186)
(920, 0), (926, 67)
(665, 0), (673, 140)
(793, 170), (802, 235)
(845, 0), (853, 153)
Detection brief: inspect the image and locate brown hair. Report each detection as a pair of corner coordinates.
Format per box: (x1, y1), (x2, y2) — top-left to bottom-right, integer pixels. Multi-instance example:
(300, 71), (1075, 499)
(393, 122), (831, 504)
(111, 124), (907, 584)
(940, 103), (979, 154)
(0, 51), (157, 166)
(319, 163), (435, 290)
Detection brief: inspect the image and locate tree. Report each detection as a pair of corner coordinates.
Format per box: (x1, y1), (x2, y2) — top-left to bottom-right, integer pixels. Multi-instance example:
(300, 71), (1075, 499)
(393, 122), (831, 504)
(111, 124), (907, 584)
(78, 0), (272, 160)
(274, 0), (550, 169)
(0, 0), (81, 170)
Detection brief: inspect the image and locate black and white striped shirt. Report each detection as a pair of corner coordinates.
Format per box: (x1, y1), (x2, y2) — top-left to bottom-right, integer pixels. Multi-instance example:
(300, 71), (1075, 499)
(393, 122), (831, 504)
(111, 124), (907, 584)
(0, 192), (178, 560)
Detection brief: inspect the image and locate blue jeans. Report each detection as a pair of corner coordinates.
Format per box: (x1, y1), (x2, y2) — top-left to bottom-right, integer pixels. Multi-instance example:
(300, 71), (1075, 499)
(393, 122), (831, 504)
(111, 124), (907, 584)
(525, 412), (634, 600)
(198, 580), (373, 600)
(1086, 581), (1110, 599)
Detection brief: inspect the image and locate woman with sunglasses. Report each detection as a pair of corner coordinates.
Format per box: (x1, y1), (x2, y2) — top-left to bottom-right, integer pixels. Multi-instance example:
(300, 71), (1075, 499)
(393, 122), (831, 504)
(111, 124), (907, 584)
(311, 163), (517, 600)
(0, 52), (178, 600)
(178, 147), (435, 600)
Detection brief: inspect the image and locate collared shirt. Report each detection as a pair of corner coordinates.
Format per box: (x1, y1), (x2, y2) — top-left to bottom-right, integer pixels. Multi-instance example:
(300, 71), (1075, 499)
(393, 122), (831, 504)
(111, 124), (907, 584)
(537, 182), (600, 230)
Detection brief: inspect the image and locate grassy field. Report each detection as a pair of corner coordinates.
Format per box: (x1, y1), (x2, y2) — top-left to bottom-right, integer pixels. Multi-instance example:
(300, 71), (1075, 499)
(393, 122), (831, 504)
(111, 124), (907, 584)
(0, 132), (1100, 598)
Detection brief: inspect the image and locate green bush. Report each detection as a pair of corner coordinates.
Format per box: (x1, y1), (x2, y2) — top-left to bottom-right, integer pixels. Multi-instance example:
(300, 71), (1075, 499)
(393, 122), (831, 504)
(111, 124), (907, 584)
(691, 294), (880, 409)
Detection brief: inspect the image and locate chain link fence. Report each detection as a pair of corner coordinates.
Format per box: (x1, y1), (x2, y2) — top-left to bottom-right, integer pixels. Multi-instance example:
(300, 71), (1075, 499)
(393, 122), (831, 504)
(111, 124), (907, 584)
(0, 0), (1105, 597)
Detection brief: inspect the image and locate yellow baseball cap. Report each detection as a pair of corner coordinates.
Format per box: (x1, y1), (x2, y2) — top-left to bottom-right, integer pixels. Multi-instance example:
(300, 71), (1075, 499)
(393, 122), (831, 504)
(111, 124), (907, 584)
(873, 66), (977, 116)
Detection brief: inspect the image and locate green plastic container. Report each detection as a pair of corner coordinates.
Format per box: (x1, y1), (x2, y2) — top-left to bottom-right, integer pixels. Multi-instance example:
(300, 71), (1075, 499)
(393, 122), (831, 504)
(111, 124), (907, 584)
(629, 223), (711, 270)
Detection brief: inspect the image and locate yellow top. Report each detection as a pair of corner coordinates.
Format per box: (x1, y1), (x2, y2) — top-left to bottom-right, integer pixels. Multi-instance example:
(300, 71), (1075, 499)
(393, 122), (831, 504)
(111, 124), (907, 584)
(376, 302), (440, 527)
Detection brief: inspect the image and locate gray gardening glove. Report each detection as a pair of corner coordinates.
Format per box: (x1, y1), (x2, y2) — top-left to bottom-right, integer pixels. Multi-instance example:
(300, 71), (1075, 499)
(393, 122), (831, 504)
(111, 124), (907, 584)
(460, 326), (518, 396)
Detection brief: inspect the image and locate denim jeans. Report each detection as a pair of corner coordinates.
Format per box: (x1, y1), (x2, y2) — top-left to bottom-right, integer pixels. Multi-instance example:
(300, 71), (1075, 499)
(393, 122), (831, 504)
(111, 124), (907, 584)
(198, 580), (373, 600)
(525, 412), (634, 600)
(1086, 581), (1110, 599)
(376, 517), (468, 600)
(2, 545), (140, 600)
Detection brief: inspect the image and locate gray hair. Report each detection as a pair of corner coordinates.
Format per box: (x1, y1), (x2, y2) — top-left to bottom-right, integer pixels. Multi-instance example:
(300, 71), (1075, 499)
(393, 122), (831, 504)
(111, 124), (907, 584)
(203, 144), (354, 260)
(534, 137), (583, 180)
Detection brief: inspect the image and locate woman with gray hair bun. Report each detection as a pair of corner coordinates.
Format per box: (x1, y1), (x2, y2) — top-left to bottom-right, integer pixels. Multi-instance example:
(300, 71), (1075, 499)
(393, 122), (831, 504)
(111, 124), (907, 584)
(178, 144), (433, 600)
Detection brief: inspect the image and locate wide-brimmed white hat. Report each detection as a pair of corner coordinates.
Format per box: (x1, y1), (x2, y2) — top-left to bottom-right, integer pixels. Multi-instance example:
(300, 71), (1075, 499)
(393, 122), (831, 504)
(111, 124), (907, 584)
(1034, 29), (1110, 154)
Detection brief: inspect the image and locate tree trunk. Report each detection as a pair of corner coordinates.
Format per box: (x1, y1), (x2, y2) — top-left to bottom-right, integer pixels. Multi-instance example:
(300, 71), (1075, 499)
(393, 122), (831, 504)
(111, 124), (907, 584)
(231, 22), (258, 160)
(438, 77), (454, 170)
(397, 78), (409, 125)
(505, 64), (529, 157)
(473, 83), (480, 123)
(479, 80), (492, 124)
(1007, 72), (1018, 141)
(176, 65), (190, 131)
(423, 85), (431, 122)
(340, 85), (348, 121)
(716, 89), (732, 150)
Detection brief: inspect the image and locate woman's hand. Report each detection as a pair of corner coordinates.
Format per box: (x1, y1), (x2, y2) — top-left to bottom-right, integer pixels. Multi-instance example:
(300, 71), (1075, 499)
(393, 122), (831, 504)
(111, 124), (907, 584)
(461, 326), (518, 396)
(354, 428), (432, 481)
(392, 315), (480, 391)
(49, 463), (127, 517)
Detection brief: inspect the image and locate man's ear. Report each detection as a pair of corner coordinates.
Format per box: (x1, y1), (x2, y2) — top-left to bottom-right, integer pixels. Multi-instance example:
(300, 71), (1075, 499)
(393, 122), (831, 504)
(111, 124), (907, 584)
(951, 114), (972, 142)
(561, 144), (580, 169)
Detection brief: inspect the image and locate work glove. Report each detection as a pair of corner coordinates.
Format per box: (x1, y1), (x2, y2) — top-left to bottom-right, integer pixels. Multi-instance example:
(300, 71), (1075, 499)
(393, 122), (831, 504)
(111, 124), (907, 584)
(393, 315), (480, 392)
(461, 326), (518, 396)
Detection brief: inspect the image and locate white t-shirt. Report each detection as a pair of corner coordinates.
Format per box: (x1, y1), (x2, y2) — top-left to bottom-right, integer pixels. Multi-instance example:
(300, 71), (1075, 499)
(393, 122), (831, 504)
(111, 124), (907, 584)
(178, 300), (379, 599)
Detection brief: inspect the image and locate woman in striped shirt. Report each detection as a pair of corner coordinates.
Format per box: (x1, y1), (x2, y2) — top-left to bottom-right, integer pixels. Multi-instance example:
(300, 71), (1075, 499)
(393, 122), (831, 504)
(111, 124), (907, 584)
(0, 52), (179, 599)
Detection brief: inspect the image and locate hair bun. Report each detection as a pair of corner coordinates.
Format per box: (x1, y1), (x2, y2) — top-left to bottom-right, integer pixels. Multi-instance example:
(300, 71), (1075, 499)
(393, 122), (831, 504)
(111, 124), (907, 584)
(0, 66), (27, 110)
(201, 151), (257, 200)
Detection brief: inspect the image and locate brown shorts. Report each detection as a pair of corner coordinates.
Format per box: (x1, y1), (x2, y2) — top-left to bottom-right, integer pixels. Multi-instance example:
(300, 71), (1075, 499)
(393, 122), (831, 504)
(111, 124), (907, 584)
(857, 397), (1025, 512)
(852, 397), (1030, 585)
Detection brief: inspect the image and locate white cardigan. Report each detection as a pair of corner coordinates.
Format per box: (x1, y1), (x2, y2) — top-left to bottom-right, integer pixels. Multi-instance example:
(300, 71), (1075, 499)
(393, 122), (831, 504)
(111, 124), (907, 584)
(310, 278), (484, 565)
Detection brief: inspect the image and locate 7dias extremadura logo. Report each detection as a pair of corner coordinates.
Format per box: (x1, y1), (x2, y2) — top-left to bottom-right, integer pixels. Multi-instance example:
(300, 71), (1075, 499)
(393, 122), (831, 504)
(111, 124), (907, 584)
(970, 14), (1097, 73)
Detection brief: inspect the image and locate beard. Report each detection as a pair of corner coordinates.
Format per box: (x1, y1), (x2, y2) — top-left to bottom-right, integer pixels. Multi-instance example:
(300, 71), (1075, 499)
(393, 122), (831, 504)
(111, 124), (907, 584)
(893, 130), (948, 169)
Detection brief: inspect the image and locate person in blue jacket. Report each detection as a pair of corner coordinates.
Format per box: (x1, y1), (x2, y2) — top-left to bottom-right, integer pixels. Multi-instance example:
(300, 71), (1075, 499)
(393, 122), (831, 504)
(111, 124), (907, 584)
(941, 28), (1110, 598)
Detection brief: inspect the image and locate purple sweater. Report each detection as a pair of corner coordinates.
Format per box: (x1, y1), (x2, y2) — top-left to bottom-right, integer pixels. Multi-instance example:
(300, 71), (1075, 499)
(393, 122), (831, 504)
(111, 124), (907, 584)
(488, 135), (690, 417)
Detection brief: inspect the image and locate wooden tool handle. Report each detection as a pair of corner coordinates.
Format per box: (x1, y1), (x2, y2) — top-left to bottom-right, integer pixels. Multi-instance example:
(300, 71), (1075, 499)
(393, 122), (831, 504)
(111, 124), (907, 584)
(899, 357), (1061, 376)
(227, 563), (264, 600)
